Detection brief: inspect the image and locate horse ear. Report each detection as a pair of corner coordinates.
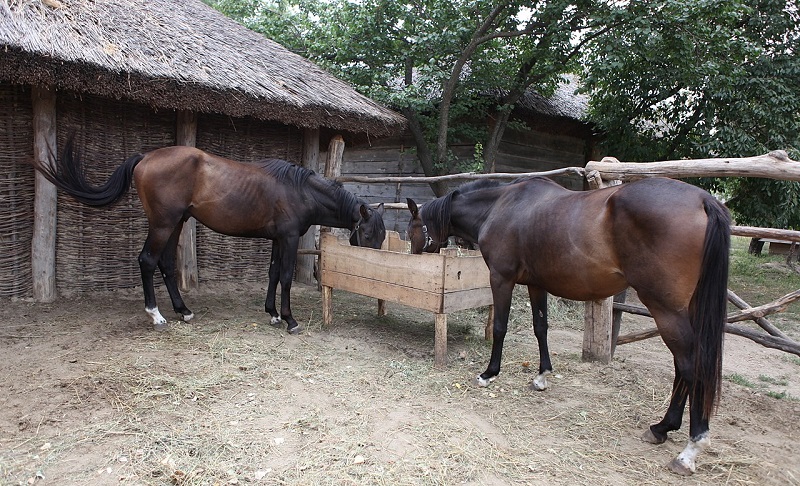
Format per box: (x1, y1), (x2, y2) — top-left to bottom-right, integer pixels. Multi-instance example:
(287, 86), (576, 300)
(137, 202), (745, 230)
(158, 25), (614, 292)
(375, 202), (384, 215)
(407, 198), (418, 218)
(359, 204), (371, 220)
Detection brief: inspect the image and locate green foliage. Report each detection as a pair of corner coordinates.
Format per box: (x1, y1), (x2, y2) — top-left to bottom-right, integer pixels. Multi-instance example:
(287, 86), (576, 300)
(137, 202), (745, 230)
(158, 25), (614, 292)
(207, 0), (800, 224)
(582, 0), (800, 227)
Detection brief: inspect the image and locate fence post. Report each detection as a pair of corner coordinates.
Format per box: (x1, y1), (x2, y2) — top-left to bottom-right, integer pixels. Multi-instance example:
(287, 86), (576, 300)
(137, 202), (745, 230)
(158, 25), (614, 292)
(582, 159), (621, 363)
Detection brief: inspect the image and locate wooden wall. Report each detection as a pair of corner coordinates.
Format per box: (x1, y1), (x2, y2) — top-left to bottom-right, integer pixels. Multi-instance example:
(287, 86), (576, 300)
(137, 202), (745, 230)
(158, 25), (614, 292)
(342, 115), (592, 233)
(0, 82), (306, 298)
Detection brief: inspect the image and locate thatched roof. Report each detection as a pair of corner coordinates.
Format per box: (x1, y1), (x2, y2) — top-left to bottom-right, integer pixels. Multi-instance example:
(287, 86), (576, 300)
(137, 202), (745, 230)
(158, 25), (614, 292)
(0, 0), (406, 137)
(515, 75), (589, 121)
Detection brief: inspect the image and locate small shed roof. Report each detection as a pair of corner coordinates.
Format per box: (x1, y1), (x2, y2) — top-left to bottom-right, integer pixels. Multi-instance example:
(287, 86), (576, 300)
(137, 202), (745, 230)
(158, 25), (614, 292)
(515, 75), (589, 121)
(0, 0), (406, 137)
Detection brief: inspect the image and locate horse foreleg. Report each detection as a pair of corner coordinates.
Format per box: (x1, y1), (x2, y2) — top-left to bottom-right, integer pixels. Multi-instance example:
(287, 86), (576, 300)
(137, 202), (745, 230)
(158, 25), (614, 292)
(158, 224), (193, 322)
(278, 237), (301, 334)
(476, 279), (514, 387)
(528, 286), (553, 391)
(265, 241), (282, 326)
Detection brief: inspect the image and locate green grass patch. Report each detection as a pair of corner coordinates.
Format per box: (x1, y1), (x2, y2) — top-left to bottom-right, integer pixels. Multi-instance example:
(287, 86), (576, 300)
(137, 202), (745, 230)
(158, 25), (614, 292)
(726, 373), (756, 388)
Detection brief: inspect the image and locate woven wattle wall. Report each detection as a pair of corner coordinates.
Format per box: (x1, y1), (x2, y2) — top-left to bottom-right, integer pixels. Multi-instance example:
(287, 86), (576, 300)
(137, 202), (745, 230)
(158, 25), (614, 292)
(54, 92), (176, 294)
(0, 83), (35, 297)
(195, 114), (303, 285)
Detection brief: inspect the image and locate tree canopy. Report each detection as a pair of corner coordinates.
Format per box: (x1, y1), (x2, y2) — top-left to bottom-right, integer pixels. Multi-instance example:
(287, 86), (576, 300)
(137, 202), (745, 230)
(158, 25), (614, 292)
(206, 0), (800, 226)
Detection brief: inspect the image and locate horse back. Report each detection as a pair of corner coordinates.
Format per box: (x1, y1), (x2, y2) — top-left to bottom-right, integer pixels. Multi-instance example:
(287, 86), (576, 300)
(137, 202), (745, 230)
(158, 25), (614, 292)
(478, 177), (714, 303)
(133, 146), (298, 238)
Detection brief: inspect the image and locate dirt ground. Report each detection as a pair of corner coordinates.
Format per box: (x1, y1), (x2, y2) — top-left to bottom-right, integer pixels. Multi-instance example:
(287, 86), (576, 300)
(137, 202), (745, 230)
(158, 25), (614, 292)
(1, 282), (799, 485)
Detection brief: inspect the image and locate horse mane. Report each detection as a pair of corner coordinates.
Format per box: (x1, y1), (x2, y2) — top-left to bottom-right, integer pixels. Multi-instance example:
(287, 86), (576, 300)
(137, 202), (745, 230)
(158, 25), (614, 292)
(257, 158), (361, 223)
(457, 178), (502, 193)
(257, 158), (314, 187)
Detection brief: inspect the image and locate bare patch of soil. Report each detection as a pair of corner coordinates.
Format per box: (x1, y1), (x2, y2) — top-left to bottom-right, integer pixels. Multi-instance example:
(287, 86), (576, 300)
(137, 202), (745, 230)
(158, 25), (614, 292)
(1, 283), (799, 485)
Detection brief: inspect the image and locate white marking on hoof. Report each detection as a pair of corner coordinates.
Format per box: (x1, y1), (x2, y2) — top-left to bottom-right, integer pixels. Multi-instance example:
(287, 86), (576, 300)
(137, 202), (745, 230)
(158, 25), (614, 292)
(475, 374), (497, 387)
(669, 433), (710, 475)
(531, 370), (551, 391)
(182, 312), (194, 322)
(146, 307), (166, 326)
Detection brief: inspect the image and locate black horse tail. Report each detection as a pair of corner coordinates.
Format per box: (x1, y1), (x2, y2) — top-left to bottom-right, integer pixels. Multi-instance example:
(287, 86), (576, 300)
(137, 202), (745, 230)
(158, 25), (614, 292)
(33, 138), (144, 207)
(691, 197), (730, 419)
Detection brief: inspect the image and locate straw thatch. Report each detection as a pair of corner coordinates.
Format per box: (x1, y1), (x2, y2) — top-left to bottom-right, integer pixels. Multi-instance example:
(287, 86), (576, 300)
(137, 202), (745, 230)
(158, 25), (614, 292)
(0, 0), (406, 137)
(515, 75), (589, 121)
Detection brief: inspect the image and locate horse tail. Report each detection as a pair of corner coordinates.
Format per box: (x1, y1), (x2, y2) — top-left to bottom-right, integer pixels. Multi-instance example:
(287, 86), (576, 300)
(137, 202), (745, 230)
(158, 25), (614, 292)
(691, 196), (730, 419)
(33, 137), (144, 207)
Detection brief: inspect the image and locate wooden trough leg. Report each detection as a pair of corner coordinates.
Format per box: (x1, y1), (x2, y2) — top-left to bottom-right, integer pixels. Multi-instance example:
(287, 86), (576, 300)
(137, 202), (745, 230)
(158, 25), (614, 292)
(582, 297), (614, 364)
(434, 313), (448, 369)
(322, 285), (333, 326)
(377, 299), (387, 316)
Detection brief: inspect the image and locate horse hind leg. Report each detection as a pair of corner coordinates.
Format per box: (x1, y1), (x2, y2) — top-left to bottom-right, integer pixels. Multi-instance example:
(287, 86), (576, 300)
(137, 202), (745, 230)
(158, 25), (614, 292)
(139, 232), (168, 328)
(158, 223), (194, 322)
(642, 303), (710, 475)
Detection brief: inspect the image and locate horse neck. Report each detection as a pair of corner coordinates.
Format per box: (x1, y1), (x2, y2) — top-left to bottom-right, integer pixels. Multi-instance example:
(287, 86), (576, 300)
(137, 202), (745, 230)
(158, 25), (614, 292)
(442, 189), (496, 244)
(307, 177), (358, 229)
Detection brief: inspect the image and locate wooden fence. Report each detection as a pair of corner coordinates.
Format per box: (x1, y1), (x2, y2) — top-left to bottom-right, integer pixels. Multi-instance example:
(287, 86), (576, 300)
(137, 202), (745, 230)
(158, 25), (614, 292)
(332, 150), (800, 362)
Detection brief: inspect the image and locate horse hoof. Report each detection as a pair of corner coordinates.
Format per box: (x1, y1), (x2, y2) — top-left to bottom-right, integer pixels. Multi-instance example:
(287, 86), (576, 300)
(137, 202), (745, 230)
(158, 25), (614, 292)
(641, 428), (667, 445)
(153, 322), (169, 332)
(474, 374), (496, 387)
(530, 372), (549, 391)
(667, 457), (695, 476)
(269, 317), (282, 327)
(182, 312), (194, 322)
(287, 325), (302, 335)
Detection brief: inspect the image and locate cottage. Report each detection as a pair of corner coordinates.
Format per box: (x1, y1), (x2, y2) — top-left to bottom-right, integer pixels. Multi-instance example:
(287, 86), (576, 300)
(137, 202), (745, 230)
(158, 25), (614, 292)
(342, 76), (596, 232)
(0, 0), (405, 300)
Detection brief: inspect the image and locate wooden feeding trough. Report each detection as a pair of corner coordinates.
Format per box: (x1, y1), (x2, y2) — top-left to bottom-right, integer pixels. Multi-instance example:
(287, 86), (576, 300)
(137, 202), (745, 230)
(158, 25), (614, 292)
(320, 231), (494, 368)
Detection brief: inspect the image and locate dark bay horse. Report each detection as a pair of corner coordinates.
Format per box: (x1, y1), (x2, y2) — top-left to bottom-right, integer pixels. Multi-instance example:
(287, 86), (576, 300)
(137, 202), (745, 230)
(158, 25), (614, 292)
(34, 139), (385, 333)
(406, 176), (729, 475)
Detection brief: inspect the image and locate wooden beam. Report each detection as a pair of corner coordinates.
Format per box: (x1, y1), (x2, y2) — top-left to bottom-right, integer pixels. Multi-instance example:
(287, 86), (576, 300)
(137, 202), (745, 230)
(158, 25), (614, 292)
(334, 166), (585, 184)
(296, 128), (321, 286)
(585, 151), (800, 182)
(31, 86), (58, 303)
(176, 110), (198, 291)
(730, 225), (800, 243)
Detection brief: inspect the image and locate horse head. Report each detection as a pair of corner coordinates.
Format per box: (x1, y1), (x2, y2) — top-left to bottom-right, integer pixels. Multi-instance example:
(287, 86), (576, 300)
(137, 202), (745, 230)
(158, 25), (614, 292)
(406, 198), (447, 254)
(350, 203), (386, 249)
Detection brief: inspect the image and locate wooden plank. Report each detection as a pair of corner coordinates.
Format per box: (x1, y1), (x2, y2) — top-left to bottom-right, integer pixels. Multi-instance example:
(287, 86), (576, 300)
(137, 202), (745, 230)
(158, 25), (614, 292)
(321, 269), (443, 313)
(321, 233), (445, 294)
(442, 287), (494, 313)
(31, 85), (58, 303)
(441, 253), (490, 292)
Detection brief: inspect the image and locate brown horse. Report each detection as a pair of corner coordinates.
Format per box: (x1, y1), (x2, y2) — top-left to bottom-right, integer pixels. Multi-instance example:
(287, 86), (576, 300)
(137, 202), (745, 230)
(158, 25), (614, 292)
(406, 176), (729, 475)
(34, 139), (385, 333)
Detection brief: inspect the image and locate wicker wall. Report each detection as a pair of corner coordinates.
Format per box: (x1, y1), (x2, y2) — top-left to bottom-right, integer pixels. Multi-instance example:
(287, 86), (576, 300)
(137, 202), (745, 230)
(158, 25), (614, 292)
(0, 83), (35, 297)
(1, 87), (305, 297)
(55, 92), (177, 294)
(195, 113), (303, 285)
